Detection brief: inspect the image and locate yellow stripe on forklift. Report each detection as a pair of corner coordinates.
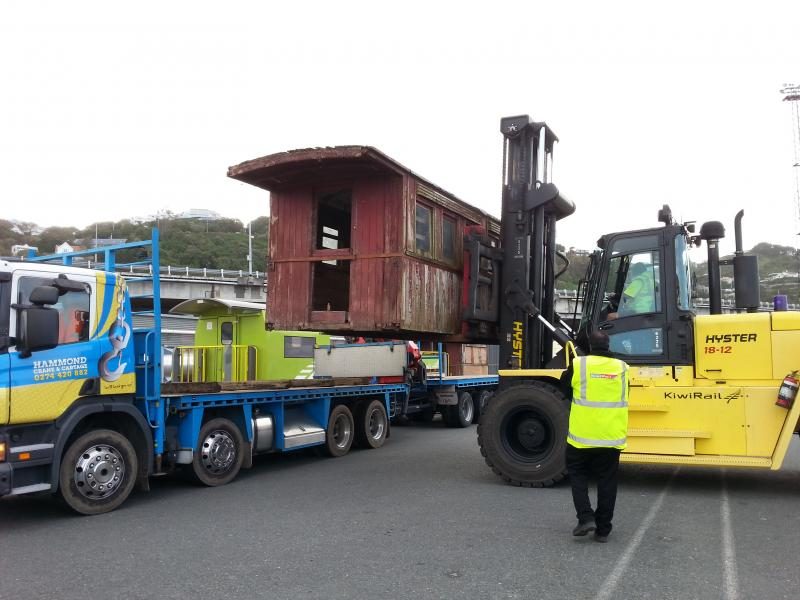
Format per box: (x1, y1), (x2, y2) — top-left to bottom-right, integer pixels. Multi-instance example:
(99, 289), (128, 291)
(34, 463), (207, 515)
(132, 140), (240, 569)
(621, 453), (772, 468)
(628, 428), (711, 438)
(498, 369), (563, 378)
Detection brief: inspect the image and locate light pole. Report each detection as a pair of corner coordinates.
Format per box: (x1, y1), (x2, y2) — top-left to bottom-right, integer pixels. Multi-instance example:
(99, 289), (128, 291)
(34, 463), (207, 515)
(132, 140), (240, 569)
(781, 84), (800, 301)
(247, 220), (254, 274)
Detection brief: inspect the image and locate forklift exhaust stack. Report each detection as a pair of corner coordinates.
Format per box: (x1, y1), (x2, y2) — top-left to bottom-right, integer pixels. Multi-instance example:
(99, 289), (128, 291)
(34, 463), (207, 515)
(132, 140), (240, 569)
(700, 221), (725, 315)
(732, 210), (760, 312)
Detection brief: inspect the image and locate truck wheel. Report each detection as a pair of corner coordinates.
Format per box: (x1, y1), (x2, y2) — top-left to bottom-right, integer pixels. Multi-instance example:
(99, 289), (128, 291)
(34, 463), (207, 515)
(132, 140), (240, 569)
(325, 404), (355, 457)
(477, 382), (568, 487)
(58, 429), (138, 515)
(355, 399), (389, 449)
(445, 392), (474, 428)
(192, 418), (244, 486)
(473, 390), (494, 424)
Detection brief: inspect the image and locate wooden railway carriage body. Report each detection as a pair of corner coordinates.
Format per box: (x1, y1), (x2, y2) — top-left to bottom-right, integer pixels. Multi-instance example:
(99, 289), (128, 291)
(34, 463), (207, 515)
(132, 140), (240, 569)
(228, 146), (499, 341)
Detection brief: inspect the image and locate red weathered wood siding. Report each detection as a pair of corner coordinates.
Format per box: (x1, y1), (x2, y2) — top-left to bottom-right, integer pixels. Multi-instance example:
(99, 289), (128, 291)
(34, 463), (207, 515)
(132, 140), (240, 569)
(267, 186), (313, 329)
(349, 176), (403, 328)
(229, 146), (499, 340)
(399, 260), (461, 335)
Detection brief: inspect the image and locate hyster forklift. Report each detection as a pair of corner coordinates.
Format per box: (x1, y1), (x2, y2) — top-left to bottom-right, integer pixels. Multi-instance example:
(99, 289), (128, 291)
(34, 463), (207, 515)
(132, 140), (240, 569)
(472, 115), (800, 486)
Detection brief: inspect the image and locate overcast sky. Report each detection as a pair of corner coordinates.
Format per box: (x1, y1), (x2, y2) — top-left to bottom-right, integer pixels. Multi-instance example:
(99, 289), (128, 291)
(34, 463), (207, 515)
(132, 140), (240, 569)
(2, 1), (799, 254)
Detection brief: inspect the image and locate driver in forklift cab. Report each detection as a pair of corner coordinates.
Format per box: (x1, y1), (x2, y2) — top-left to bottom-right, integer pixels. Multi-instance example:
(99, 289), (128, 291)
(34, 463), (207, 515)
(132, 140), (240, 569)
(606, 262), (655, 321)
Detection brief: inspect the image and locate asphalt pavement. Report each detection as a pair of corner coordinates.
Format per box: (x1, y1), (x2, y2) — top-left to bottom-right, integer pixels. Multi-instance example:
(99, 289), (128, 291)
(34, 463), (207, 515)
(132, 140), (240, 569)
(2, 419), (800, 600)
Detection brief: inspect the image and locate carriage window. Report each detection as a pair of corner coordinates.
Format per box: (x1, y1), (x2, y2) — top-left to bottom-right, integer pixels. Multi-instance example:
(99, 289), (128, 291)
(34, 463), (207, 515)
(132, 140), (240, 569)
(284, 336), (315, 358)
(316, 189), (352, 251)
(415, 202), (432, 256)
(442, 215), (456, 262)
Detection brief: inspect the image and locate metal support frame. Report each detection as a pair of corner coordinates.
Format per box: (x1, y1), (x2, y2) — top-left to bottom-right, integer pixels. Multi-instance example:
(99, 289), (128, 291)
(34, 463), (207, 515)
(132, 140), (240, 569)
(497, 115), (574, 370)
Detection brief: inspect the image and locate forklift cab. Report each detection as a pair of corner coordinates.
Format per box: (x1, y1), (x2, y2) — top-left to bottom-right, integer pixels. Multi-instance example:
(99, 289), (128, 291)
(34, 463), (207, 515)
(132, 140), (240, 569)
(578, 214), (695, 365)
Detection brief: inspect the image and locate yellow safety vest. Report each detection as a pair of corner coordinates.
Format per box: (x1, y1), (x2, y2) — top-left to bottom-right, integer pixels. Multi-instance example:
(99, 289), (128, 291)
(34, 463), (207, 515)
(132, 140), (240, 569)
(567, 355), (629, 450)
(621, 271), (655, 315)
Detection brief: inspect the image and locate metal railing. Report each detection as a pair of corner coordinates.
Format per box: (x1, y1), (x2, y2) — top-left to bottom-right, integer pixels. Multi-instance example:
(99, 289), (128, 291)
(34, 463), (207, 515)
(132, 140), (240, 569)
(111, 264), (264, 280)
(41, 257), (264, 280)
(421, 350), (449, 379)
(173, 344), (257, 383)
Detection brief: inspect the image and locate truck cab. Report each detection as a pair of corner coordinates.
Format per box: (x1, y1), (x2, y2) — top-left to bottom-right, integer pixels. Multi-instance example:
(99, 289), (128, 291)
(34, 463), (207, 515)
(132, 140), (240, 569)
(0, 259), (148, 502)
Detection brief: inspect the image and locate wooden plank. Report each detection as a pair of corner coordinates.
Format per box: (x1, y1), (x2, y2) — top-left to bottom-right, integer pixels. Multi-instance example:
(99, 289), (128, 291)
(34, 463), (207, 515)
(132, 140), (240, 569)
(162, 382), (222, 395)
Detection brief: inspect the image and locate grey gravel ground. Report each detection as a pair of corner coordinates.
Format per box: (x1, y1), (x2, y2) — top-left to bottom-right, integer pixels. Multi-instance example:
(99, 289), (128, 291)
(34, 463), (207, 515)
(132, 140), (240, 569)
(2, 419), (799, 600)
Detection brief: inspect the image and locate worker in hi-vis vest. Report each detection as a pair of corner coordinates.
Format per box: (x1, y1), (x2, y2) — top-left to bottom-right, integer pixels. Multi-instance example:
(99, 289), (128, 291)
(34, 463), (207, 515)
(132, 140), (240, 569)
(559, 330), (629, 543)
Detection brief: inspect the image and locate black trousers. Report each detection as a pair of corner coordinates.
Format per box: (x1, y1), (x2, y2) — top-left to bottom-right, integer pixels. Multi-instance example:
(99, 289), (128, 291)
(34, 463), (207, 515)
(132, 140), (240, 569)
(565, 445), (621, 536)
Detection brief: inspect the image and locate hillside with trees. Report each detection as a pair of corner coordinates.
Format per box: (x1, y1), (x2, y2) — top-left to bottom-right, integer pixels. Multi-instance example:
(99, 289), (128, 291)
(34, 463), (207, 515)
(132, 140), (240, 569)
(2, 214), (269, 272)
(3, 217), (799, 303)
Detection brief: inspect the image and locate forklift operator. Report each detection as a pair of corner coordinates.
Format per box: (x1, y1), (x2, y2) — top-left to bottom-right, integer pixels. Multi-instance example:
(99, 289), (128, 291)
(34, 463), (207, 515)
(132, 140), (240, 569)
(606, 262), (655, 321)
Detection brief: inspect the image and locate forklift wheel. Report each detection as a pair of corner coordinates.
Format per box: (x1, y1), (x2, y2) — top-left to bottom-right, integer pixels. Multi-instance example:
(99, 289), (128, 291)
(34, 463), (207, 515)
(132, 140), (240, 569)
(477, 382), (568, 487)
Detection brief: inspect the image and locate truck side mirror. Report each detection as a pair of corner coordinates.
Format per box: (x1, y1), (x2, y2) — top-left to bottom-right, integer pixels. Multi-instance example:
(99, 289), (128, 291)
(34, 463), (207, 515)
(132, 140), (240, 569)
(18, 307), (60, 358)
(29, 285), (59, 306)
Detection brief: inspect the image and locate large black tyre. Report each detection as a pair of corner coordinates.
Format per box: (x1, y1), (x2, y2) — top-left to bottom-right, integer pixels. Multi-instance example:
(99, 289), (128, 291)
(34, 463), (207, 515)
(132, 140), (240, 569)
(325, 404), (355, 457)
(354, 399), (389, 449)
(444, 391), (474, 428)
(192, 418), (244, 486)
(477, 382), (568, 487)
(472, 389), (494, 424)
(58, 428), (138, 515)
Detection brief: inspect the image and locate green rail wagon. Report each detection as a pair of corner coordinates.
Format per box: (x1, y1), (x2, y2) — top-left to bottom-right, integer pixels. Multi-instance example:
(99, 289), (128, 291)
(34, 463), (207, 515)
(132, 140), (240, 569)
(169, 299), (330, 383)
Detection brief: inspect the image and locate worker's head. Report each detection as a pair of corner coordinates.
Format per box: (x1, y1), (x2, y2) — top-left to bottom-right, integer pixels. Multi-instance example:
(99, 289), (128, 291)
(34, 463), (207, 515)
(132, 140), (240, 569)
(588, 330), (610, 352)
(629, 262), (648, 277)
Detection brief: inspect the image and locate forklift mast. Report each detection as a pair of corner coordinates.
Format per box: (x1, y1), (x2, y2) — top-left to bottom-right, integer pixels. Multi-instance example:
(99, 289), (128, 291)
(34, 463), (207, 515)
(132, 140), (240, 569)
(497, 115), (575, 370)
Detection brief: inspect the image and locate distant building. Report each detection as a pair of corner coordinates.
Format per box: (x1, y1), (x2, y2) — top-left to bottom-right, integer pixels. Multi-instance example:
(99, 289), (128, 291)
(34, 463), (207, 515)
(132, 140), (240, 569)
(177, 208), (223, 221)
(54, 242), (75, 254)
(11, 244), (38, 257)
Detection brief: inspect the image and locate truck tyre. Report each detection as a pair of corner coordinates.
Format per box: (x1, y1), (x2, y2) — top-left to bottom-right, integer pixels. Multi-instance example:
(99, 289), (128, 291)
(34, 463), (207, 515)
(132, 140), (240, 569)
(445, 392), (473, 428)
(325, 404), (355, 457)
(192, 418), (244, 487)
(473, 389), (494, 424)
(355, 399), (389, 449)
(477, 382), (568, 487)
(58, 429), (138, 515)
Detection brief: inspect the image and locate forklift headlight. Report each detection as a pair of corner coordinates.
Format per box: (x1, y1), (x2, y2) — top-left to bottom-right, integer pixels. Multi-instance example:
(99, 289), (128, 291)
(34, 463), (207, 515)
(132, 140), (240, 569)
(0, 441), (6, 462)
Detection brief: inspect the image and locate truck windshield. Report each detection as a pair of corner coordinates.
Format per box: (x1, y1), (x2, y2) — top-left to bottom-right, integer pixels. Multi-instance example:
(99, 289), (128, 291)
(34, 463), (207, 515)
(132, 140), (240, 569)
(674, 234), (692, 311)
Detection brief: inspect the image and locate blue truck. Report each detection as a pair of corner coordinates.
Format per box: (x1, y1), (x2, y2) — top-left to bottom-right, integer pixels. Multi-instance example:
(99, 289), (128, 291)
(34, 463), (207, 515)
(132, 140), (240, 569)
(0, 231), (497, 514)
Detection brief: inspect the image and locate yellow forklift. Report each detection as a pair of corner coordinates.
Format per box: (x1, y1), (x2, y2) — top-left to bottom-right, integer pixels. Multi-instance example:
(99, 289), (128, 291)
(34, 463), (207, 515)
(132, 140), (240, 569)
(472, 115), (800, 486)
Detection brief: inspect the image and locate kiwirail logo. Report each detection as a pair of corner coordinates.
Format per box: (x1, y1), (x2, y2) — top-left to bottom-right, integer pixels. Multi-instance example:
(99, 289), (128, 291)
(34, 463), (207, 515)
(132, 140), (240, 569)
(664, 390), (746, 401)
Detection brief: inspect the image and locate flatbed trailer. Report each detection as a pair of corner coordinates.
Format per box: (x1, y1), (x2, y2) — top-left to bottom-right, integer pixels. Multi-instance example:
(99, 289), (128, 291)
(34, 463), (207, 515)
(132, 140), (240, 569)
(0, 231), (408, 514)
(404, 346), (498, 426)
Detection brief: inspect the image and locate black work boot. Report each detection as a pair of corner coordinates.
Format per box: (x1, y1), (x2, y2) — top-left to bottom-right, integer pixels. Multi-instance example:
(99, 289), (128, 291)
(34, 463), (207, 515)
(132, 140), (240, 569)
(572, 520), (597, 536)
(593, 532), (609, 543)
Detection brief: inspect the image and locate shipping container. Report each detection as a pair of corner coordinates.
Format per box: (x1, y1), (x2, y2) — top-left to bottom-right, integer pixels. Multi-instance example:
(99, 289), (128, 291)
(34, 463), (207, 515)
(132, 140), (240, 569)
(228, 146), (499, 341)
